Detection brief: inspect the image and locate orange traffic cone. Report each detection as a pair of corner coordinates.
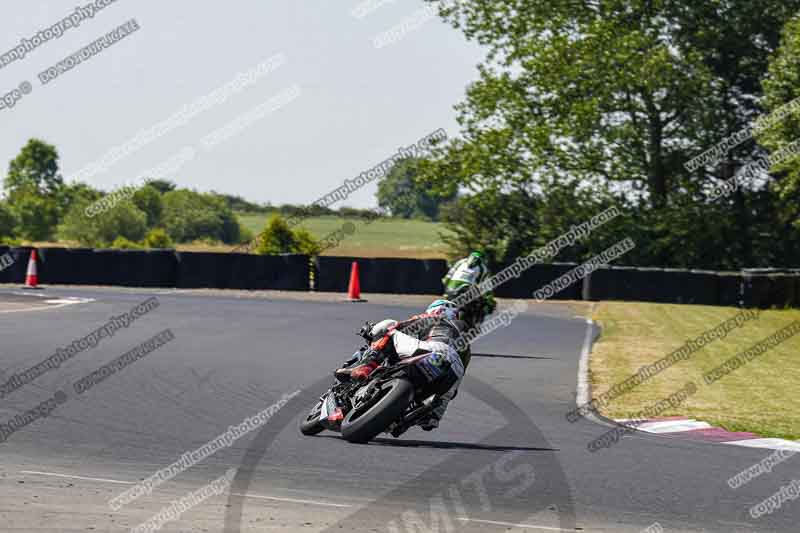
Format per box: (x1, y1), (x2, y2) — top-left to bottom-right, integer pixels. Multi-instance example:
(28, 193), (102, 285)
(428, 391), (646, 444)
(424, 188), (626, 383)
(346, 261), (366, 302)
(23, 249), (41, 289)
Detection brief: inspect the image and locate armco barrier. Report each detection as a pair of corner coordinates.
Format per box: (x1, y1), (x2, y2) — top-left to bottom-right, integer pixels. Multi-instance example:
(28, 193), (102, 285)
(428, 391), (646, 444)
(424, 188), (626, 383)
(7, 248), (307, 290)
(740, 272), (797, 309)
(315, 257), (447, 294)
(585, 266), (720, 305)
(228, 254), (310, 290)
(716, 272), (744, 307)
(583, 266), (639, 302)
(3, 246), (798, 308)
(493, 262), (581, 300)
(37, 248), (178, 287)
(176, 252), (308, 290)
(679, 270), (720, 306)
(2, 247), (34, 284)
(38, 247), (100, 285)
(0, 245), (11, 283)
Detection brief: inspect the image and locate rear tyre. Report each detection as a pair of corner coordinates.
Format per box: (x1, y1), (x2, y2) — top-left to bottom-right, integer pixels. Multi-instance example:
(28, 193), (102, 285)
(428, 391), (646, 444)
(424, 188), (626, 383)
(299, 399), (325, 436)
(341, 379), (414, 443)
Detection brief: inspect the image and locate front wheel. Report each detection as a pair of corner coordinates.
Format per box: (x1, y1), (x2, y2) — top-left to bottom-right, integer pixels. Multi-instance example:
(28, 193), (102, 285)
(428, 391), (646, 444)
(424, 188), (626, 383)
(299, 399), (326, 436)
(341, 379), (414, 443)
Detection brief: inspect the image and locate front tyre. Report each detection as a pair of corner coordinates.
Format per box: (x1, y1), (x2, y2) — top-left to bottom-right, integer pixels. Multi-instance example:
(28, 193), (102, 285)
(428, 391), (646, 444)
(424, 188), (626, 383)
(341, 379), (414, 443)
(299, 399), (326, 436)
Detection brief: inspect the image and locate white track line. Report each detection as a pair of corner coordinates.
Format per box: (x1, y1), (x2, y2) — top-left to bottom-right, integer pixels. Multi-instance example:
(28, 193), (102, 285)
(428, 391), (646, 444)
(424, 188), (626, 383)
(230, 492), (352, 508)
(44, 298), (92, 305)
(18, 470), (351, 508)
(458, 517), (570, 531)
(573, 304), (617, 430)
(724, 438), (800, 452)
(0, 297), (94, 314)
(617, 419), (713, 434)
(575, 309), (596, 407)
(20, 470), (134, 485)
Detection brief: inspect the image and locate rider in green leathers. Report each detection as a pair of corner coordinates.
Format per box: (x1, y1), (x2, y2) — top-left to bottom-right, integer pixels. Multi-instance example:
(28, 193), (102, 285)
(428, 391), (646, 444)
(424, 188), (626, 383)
(442, 251), (497, 328)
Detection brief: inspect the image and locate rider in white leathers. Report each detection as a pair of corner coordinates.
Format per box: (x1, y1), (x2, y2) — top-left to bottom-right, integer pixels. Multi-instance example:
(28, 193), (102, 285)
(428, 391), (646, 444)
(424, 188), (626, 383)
(337, 300), (465, 430)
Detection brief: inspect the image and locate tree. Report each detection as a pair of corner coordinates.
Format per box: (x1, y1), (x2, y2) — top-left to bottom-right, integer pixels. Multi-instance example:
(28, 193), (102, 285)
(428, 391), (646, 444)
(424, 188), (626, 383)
(377, 158), (456, 220)
(59, 198), (148, 247)
(55, 182), (102, 216)
(440, 189), (539, 265)
(132, 185), (164, 227)
(4, 139), (65, 240)
(161, 190), (241, 244)
(422, 0), (800, 267)
(146, 179), (177, 194)
(0, 202), (18, 239)
(255, 214), (297, 254)
(757, 15), (800, 227)
(12, 193), (61, 241)
(4, 139), (64, 197)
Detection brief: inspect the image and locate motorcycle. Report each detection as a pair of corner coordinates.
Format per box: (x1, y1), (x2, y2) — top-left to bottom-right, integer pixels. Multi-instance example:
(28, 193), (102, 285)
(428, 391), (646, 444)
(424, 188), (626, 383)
(446, 285), (492, 331)
(300, 324), (459, 443)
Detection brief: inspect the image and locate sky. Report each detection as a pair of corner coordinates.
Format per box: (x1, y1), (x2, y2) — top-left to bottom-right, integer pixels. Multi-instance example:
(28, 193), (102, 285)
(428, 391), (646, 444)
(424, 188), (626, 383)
(0, 0), (485, 208)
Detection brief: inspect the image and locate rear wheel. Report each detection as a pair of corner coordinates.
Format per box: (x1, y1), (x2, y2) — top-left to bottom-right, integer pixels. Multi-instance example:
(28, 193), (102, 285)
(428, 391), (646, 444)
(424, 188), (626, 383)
(341, 379), (414, 443)
(299, 399), (325, 436)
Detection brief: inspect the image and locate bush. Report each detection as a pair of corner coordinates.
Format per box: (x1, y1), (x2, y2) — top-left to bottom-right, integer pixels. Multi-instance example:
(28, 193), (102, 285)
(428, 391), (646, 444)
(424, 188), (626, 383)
(59, 198), (148, 247)
(253, 214), (323, 256)
(189, 237), (223, 248)
(255, 214), (297, 254)
(111, 236), (143, 249)
(143, 228), (174, 249)
(161, 190), (240, 244)
(294, 228), (321, 255)
(238, 225), (255, 246)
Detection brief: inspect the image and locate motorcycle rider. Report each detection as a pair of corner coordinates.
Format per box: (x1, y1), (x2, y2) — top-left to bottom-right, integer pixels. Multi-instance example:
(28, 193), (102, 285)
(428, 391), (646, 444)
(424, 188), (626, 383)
(443, 251), (496, 326)
(336, 300), (466, 431)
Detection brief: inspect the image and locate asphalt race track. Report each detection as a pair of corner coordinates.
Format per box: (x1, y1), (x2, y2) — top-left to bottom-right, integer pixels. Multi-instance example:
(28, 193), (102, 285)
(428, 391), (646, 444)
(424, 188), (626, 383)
(0, 287), (797, 532)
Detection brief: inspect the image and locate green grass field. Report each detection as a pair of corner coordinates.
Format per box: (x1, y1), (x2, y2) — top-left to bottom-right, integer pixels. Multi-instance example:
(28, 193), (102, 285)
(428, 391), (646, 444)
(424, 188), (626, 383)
(590, 302), (800, 440)
(237, 213), (452, 258)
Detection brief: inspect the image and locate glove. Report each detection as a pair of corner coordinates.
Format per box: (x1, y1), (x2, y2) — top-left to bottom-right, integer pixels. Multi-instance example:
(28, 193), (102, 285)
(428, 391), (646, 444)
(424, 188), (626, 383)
(358, 322), (375, 341)
(369, 333), (398, 363)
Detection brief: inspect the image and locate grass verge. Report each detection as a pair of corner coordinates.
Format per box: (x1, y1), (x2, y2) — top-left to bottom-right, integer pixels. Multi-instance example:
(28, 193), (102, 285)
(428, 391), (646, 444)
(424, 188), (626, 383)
(590, 302), (800, 440)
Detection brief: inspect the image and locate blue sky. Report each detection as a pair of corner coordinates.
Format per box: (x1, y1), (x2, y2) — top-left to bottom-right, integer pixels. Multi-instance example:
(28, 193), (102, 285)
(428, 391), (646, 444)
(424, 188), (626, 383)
(0, 0), (485, 208)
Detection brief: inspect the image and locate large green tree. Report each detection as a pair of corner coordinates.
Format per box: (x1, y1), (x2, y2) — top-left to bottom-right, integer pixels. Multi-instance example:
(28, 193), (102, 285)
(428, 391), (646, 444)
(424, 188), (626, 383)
(4, 139), (64, 197)
(422, 0), (800, 267)
(4, 139), (66, 240)
(758, 15), (800, 222)
(377, 158), (456, 220)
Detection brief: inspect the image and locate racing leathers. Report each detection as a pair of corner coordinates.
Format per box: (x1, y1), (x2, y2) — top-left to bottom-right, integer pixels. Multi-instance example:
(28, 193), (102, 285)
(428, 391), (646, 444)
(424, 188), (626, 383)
(340, 313), (466, 429)
(443, 256), (496, 325)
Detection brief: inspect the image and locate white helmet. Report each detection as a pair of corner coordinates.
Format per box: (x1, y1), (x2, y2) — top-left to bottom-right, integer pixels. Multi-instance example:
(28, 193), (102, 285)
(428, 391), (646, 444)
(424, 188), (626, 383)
(370, 319), (397, 340)
(425, 299), (458, 321)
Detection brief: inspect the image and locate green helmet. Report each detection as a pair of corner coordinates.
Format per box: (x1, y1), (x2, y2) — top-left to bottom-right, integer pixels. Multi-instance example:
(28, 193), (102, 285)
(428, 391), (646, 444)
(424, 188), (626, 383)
(468, 251), (486, 267)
